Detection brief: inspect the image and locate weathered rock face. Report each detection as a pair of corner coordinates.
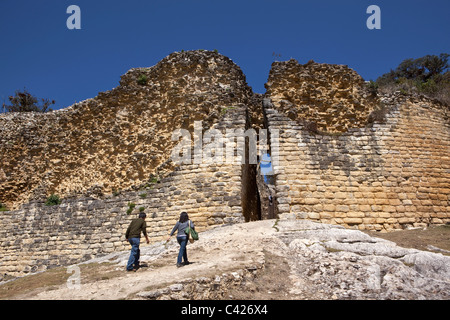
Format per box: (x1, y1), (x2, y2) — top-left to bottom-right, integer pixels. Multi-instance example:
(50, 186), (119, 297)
(275, 220), (450, 300)
(0, 50), (256, 210)
(265, 59), (379, 133)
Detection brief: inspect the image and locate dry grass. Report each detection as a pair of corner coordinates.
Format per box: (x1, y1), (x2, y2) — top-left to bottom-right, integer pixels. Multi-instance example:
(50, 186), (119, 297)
(0, 262), (123, 299)
(364, 224), (450, 255)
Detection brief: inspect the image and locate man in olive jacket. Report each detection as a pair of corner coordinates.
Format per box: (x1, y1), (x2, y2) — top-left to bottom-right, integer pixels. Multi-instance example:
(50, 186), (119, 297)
(125, 213), (150, 271)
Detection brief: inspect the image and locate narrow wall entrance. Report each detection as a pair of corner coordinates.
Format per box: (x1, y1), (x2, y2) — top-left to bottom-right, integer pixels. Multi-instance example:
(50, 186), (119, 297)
(241, 98), (278, 222)
(257, 153), (278, 220)
(241, 162), (261, 222)
(241, 155), (278, 222)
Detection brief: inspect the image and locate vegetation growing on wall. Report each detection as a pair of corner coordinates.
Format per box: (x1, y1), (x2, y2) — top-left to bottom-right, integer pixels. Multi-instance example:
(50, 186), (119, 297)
(374, 53), (450, 105)
(2, 89), (55, 113)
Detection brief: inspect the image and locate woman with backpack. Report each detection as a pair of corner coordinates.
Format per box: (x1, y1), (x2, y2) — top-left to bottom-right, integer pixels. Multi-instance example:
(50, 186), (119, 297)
(167, 212), (195, 268)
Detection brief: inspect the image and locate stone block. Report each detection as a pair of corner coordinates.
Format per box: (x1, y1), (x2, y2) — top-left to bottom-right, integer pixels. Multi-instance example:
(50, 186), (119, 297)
(347, 211), (364, 218)
(307, 212), (320, 220)
(304, 198), (320, 205)
(343, 218), (363, 224)
(336, 205), (350, 212)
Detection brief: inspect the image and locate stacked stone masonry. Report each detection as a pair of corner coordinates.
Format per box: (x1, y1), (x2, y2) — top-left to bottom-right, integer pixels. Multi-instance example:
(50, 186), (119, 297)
(264, 59), (449, 230)
(0, 104), (249, 277)
(266, 96), (449, 231)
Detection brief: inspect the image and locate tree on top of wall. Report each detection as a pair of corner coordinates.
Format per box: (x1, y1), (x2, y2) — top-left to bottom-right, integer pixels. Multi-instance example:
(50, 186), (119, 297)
(3, 89), (55, 113)
(375, 53), (450, 105)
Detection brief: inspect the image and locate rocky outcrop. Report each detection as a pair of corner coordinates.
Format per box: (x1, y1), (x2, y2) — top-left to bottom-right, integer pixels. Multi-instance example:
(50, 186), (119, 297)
(276, 220), (450, 299)
(116, 220), (450, 300)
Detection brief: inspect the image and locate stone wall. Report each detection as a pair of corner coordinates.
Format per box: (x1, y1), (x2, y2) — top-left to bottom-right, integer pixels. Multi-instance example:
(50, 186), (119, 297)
(0, 104), (253, 278)
(265, 59), (379, 133)
(0, 50), (256, 211)
(1, 53), (449, 279)
(265, 93), (450, 231)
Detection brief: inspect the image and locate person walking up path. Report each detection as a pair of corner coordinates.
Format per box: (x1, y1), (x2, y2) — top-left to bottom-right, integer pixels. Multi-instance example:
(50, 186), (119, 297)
(167, 212), (195, 268)
(125, 212), (150, 271)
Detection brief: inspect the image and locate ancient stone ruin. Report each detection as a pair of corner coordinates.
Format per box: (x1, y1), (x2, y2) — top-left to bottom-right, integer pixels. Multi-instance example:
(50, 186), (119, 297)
(0, 50), (448, 278)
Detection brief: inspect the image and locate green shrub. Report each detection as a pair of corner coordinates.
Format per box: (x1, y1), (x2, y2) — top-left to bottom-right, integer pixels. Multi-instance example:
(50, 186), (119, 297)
(126, 202), (136, 215)
(0, 203), (9, 212)
(4, 89), (55, 113)
(149, 174), (159, 184)
(418, 78), (439, 95)
(137, 74), (148, 86)
(45, 194), (62, 206)
(376, 53), (449, 105)
(366, 80), (379, 96)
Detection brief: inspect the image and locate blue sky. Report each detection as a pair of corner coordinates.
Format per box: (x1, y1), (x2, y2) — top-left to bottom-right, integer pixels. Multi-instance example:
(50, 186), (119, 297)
(1, 0), (449, 111)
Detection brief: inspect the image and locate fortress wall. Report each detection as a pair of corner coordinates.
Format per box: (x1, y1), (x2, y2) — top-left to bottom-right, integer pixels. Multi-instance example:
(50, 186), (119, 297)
(266, 96), (450, 231)
(0, 51), (254, 211)
(1, 52), (448, 279)
(0, 105), (249, 278)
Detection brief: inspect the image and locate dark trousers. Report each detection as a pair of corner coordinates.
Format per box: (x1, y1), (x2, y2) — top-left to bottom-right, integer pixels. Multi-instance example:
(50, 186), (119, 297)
(127, 238), (140, 270)
(177, 236), (188, 264)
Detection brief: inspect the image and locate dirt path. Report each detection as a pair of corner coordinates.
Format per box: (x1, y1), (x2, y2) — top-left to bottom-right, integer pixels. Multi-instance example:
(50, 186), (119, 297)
(3, 219), (450, 300)
(18, 220), (276, 300)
